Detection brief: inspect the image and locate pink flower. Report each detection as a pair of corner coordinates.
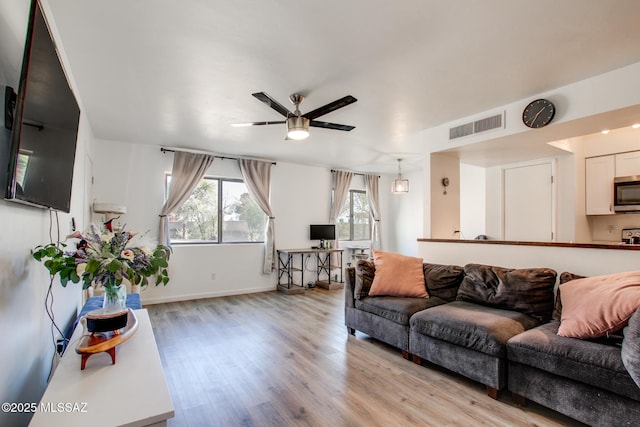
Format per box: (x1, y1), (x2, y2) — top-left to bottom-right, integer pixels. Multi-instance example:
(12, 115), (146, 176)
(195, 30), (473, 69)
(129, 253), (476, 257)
(121, 250), (134, 261)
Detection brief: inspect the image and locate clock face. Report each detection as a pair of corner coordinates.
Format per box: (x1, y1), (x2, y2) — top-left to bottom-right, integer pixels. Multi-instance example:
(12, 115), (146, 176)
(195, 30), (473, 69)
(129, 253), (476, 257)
(522, 99), (556, 128)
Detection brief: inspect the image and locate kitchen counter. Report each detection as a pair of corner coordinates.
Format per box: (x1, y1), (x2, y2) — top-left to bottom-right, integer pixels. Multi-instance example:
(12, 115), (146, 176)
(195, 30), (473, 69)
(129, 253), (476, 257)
(417, 239), (640, 279)
(417, 238), (640, 250)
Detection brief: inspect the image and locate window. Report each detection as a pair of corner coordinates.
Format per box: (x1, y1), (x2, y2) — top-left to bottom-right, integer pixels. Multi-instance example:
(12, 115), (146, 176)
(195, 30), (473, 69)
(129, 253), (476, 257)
(337, 190), (371, 241)
(166, 175), (265, 244)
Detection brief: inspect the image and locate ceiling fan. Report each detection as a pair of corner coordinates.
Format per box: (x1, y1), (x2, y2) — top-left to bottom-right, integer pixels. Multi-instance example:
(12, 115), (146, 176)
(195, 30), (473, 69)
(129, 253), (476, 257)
(233, 92), (357, 140)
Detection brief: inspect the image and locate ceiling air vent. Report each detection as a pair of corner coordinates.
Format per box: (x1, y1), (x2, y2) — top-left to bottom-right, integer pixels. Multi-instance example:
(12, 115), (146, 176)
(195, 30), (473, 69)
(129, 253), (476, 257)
(474, 113), (502, 133)
(449, 123), (474, 140)
(449, 111), (505, 140)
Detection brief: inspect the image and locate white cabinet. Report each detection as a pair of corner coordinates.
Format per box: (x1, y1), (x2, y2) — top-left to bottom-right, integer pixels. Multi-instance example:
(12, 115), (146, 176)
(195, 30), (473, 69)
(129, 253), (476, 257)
(615, 151), (640, 177)
(585, 155), (615, 215)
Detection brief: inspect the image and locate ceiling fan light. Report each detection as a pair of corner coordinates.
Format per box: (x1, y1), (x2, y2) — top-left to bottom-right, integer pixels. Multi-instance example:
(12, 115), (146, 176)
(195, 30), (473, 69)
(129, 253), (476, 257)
(287, 116), (310, 140)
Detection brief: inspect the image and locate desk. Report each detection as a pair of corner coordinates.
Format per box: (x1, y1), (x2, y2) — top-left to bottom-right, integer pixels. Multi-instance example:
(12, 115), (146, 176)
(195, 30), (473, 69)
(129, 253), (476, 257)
(29, 309), (174, 427)
(277, 248), (344, 294)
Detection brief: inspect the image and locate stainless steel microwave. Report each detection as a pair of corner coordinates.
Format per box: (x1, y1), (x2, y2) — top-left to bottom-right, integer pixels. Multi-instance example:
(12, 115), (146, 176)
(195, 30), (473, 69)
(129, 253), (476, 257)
(614, 176), (640, 212)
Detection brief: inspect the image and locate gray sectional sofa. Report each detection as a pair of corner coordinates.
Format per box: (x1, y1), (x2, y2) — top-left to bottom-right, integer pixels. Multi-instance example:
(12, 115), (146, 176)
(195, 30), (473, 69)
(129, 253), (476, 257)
(344, 260), (640, 426)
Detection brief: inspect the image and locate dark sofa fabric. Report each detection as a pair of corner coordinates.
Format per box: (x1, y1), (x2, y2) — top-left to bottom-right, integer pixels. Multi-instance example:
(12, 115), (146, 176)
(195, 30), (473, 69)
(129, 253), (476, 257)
(409, 300), (542, 391)
(507, 321), (640, 401)
(346, 260), (640, 425)
(354, 260), (375, 300)
(508, 361), (640, 427)
(456, 264), (557, 323)
(344, 261), (463, 352)
(355, 296), (447, 326)
(508, 274), (640, 426)
(411, 301), (539, 358)
(422, 263), (464, 301)
(622, 309), (640, 389)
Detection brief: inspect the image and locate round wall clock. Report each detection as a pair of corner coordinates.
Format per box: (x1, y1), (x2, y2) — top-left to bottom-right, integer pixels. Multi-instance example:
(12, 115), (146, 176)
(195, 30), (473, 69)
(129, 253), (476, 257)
(522, 99), (556, 128)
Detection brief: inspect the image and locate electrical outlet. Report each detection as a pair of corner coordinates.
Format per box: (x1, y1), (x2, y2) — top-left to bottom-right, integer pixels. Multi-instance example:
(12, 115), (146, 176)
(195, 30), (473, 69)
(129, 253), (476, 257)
(55, 338), (66, 355)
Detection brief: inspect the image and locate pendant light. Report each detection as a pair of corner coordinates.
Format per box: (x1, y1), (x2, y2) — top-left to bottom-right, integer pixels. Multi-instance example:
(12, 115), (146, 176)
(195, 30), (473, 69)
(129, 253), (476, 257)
(391, 159), (409, 194)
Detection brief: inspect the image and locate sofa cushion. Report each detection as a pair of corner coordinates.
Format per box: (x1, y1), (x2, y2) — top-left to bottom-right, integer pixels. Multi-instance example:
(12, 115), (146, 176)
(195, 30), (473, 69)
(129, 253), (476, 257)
(368, 250), (428, 298)
(552, 271), (585, 321)
(354, 260), (375, 300)
(456, 263), (557, 323)
(355, 295), (446, 326)
(423, 263), (464, 302)
(410, 301), (539, 357)
(507, 321), (640, 401)
(622, 308), (640, 389)
(558, 271), (640, 339)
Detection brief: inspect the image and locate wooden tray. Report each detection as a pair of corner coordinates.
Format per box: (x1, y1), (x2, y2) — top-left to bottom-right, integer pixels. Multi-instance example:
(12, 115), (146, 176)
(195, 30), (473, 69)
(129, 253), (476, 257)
(75, 308), (139, 370)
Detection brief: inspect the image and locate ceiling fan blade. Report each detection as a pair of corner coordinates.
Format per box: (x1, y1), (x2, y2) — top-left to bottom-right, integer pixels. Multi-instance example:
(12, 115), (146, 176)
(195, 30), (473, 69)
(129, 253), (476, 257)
(252, 92), (292, 118)
(303, 95), (357, 120)
(232, 120), (285, 127)
(310, 121), (355, 131)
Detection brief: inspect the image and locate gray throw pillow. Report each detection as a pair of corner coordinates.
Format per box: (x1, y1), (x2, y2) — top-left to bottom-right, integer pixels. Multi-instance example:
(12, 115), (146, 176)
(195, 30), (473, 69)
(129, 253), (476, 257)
(354, 260), (375, 299)
(423, 263), (464, 302)
(456, 263), (557, 323)
(622, 308), (640, 388)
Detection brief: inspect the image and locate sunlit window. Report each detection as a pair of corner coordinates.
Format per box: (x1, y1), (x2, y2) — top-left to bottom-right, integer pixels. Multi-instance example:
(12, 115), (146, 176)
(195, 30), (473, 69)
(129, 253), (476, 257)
(165, 175), (265, 244)
(337, 190), (371, 241)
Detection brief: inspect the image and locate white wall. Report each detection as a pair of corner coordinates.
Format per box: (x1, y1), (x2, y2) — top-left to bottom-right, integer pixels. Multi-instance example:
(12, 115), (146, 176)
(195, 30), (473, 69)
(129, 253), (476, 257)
(459, 163), (485, 239)
(0, 116), (92, 427)
(422, 61), (640, 241)
(387, 169), (423, 256)
(91, 139), (394, 303)
(430, 153), (460, 238)
(0, 2), (92, 425)
(418, 240), (640, 279)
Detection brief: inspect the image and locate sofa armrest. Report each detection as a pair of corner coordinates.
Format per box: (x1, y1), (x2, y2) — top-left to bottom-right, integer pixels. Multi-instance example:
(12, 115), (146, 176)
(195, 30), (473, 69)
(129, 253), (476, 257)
(622, 308), (640, 388)
(344, 267), (356, 308)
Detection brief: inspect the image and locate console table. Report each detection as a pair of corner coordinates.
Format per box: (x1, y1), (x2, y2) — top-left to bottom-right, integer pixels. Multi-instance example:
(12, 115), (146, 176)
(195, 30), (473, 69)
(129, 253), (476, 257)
(29, 309), (174, 427)
(277, 248), (344, 294)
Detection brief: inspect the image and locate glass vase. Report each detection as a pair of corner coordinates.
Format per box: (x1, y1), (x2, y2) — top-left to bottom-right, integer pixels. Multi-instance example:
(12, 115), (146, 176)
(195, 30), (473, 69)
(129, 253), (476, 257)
(103, 284), (127, 312)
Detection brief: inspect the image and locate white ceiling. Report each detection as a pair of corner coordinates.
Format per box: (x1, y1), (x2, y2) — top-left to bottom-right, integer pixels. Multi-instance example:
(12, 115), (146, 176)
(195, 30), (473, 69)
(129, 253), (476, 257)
(40, 0), (640, 174)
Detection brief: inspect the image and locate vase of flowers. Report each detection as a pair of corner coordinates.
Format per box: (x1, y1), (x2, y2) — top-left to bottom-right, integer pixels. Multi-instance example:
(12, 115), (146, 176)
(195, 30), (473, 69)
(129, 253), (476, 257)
(32, 224), (171, 309)
(103, 282), (127, 310)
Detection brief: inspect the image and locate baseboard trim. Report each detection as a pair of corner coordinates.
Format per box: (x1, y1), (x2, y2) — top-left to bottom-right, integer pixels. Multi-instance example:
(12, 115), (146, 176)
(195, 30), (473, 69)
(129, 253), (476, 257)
(141, 285), (277, 305)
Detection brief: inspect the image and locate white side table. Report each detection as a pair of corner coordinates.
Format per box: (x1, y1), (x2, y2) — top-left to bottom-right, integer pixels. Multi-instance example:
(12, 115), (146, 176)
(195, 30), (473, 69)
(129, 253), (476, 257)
(29, 309), (174, 427)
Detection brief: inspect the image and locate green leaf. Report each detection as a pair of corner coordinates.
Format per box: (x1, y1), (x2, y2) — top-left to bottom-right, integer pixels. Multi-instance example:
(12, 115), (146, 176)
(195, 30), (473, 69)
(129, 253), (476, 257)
(107, 259), (122, 273)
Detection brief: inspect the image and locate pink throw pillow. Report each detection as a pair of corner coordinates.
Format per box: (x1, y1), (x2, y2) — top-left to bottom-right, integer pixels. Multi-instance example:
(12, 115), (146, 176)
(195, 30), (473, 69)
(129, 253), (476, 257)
(368, 250), (428, 298)
(557, 271), (640, 339)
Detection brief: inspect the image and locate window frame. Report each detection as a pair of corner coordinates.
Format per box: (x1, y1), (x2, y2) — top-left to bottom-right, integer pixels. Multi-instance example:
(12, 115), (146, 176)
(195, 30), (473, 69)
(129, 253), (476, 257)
(165, 174), (265, 245)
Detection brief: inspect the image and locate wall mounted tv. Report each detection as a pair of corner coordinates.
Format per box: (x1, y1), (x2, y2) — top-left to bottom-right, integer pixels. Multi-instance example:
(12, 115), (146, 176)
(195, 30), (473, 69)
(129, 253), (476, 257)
(5, 0), (80, 213)
(309, 224), (336, 241)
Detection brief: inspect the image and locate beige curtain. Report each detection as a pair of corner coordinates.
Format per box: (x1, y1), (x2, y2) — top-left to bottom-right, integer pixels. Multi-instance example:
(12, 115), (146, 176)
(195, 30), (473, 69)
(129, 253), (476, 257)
(159, 151), (215, 246)
(329, 170), (353, 265)
(238, 159), (276, 273)
(364, 174), (381, 250)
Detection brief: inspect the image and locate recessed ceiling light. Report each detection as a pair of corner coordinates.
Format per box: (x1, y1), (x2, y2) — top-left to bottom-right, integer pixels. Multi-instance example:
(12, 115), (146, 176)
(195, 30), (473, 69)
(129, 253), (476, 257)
(601, 129), (610, 134)
(632, 123), (640, 129)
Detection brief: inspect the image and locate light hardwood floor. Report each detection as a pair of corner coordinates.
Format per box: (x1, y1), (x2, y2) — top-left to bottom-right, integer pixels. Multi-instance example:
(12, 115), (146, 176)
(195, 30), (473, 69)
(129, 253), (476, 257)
(147, 288), (584, 427)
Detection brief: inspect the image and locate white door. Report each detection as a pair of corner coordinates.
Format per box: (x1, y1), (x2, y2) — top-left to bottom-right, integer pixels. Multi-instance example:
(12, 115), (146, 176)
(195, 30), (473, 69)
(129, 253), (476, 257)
(504, 162), (554, 242)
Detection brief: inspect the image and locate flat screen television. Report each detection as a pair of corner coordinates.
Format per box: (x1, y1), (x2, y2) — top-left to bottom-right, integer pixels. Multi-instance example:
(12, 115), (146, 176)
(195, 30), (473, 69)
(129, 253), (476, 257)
(5, 0), (80, 213)
(309, 224), (336, 241)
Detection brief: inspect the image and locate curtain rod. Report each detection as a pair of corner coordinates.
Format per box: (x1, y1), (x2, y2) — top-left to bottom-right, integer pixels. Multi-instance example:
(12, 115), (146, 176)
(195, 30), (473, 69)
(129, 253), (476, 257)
(330, 169), (380, 178)
(160, 147), (276, 165)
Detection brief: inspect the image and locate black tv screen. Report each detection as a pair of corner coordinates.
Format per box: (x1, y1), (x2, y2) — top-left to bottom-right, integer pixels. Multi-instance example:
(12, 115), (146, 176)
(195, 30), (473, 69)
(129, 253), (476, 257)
(310, 224), (336, 241)
(5, 0), (80, 213)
